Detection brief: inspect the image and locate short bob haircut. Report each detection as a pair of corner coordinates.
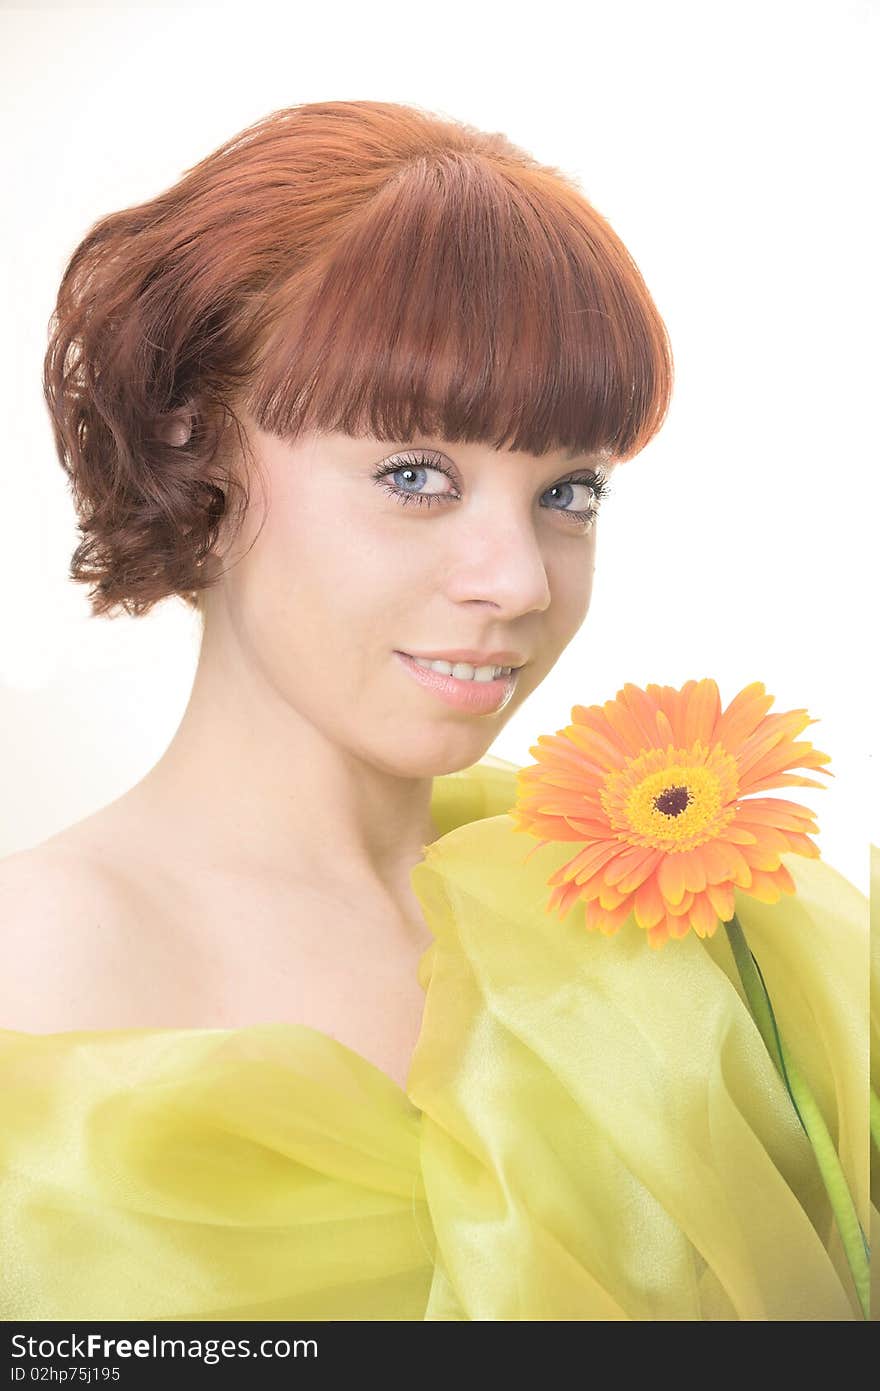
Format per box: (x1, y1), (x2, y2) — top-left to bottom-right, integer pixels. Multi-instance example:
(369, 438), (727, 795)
(43, 100), (674, 621)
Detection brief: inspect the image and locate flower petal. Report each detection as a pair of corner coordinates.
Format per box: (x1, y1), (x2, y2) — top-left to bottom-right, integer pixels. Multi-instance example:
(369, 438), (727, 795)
(741, 841), (783, 872)
(682, 678), (722, 749)
(654, 709), (676, 748)
(647, 682), (689, 745)
(564, 724), (628, 770)
(698, 839), (749, 885)
(600, 695), (652, 755)
(741, 772), (832, 793)
(714, 681), (776, 748)
(633, 875), (666, 930)
(620, 682), (669, 750)
(676, 847), (708, 893)
(739, 737), (831, 788)
(779, 830), (821, 858)
(735, 797), (819, 831)
(584, 897), (632, 935)
(547, 878), (584, 919)
(567, 841), (623, 884)
(689, 892), (719, 938)
(742, 868), (786, 904)
(549, 840), (600, 873)
(719, 824), (759, 845)
(565, 818), (617, 838)
(666, 889), (695, 917)
(647, 919), (670, 949)
(615, 848), (665, 895)
(716, 842), (753, 887)
(603, 845), (660, 889)
(735, 710), (814, 776)
(657, 853), (688, 905)
(667, 913), (693, 940)
(598, 881), (629, 910)
(705, 880), (735, 920)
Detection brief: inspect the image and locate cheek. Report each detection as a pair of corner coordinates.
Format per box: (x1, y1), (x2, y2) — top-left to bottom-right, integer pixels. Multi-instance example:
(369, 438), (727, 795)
(548, 548), (596, 624)
(573, 566), (596, 624)
(257, 513), (403, 663)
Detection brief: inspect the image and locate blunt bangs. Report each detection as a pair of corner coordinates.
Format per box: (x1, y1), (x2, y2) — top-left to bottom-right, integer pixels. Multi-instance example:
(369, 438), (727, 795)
(251, 153), (672, 463)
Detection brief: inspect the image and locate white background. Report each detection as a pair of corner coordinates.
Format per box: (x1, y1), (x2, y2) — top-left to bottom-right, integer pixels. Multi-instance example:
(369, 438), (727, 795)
(0, 0), (875, 894)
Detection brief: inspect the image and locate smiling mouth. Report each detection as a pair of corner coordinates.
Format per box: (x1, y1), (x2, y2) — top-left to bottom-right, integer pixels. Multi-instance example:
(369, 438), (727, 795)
(396, 652), (520, 681)
(394, 651), (521, 715)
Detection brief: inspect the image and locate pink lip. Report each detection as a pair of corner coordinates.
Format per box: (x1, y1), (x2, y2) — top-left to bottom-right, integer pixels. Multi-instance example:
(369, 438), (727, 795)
(394, 651), (520, 715)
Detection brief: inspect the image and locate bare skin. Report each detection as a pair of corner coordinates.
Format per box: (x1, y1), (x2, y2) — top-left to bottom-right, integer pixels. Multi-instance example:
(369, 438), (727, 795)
(1, 408), (613, 1090)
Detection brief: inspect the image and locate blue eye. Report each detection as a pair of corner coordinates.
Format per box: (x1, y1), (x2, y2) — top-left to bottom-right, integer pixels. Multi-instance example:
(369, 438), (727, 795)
(372, 450), (612, 529)
(373, 453), (455, 508)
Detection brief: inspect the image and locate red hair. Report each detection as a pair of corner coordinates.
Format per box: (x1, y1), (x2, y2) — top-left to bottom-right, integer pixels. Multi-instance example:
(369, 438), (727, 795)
(42, 100), (674, 619)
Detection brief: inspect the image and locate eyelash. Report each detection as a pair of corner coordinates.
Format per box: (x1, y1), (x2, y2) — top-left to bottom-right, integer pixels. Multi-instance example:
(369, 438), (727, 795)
(372, 450), (613, 529)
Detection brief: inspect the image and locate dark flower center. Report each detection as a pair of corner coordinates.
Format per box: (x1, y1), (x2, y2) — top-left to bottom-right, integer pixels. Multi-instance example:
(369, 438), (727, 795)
(653, 784), (691, 817)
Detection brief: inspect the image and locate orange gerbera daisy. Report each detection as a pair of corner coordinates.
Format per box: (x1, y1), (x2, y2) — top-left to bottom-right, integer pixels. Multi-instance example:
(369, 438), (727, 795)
(510, 678), (834, 949)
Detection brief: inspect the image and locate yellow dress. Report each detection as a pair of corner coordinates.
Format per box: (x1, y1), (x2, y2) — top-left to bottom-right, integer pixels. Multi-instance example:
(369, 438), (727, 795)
(0, 757), (873, 1321)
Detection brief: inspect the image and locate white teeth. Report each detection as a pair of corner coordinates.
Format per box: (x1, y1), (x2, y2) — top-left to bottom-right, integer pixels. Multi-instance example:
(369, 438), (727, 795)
(411, 656), (513, 682)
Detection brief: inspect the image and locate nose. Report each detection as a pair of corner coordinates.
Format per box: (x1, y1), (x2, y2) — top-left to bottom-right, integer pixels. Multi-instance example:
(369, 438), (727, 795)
(444, 509), (552, 616)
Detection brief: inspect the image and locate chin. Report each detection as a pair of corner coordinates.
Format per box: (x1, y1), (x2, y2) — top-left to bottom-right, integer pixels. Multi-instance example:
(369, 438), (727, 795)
(373, 734), (491, 782)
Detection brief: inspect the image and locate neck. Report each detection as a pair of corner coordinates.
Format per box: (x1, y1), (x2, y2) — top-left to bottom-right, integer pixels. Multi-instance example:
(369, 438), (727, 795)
(125, 620), (441, 906)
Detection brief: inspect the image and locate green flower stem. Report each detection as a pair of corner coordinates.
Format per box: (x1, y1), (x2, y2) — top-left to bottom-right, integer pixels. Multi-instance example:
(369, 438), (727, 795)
(724, 912), (870, 1321)
(870, 1086), (880, 1157)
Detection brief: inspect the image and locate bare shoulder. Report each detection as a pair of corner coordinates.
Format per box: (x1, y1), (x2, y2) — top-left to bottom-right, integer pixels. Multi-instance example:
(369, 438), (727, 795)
(0, 839), (142, 1033)
(0, 839), (127, 936)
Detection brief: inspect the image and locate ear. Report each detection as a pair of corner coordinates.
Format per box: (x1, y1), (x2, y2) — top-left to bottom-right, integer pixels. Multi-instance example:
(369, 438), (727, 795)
(156, 405), (194, 446)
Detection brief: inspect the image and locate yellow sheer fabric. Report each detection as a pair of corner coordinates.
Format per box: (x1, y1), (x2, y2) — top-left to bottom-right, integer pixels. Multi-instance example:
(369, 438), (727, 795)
(0, 757), (872, 1320)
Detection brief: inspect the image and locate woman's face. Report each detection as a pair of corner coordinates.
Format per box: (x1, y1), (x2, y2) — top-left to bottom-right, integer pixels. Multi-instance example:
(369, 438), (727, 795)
(207, 414), (611, 776)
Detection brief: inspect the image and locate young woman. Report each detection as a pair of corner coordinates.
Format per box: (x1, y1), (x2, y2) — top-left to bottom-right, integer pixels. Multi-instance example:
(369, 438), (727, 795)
(0, 101), (869, 1321)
